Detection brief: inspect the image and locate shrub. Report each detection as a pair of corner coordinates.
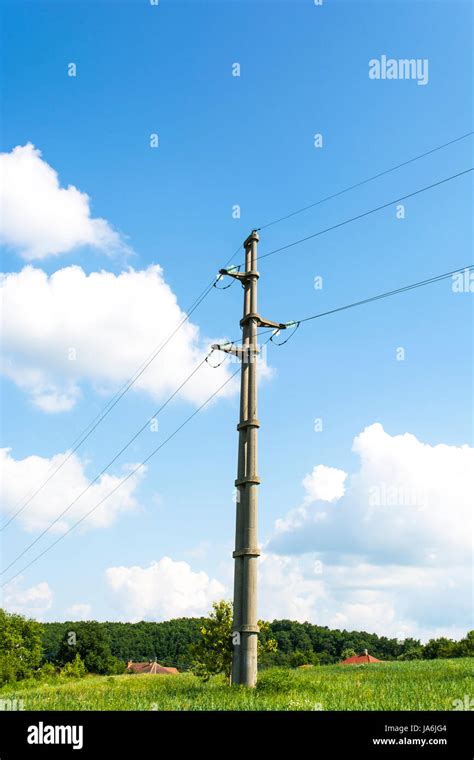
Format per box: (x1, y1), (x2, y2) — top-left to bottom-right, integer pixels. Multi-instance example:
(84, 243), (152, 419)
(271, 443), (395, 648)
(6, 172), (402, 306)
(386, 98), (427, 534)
(0, 654), (19, 686)
(107, 657), (126, 675)
(290, 650), (313, 668)
(35, 662), (59, 681)
(61, 654), (86, 679)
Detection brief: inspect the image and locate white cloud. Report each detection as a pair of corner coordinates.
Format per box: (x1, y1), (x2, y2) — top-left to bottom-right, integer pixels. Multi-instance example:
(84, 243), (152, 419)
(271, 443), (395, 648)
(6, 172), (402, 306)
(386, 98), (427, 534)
(258, 552), (470, 641)
(264, 424), (473, 640)
(270, 423), (473, 566)
(321, 561), (468, 639)
(105, 557), (226, 622)
(66, 603), (92, 620)
(0, 144), (128, 260)
(259, 553), (326, 623)
(0, 447), (145, 533)
(2, 578), (53, 618)
(274, 465), (348, 535)
(0, 264), (244, 411)
(303, 464), (347, 503)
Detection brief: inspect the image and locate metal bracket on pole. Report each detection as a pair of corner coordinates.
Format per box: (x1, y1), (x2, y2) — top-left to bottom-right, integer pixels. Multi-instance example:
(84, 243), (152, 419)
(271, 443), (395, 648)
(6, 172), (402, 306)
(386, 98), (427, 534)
(232, 547), (261, 558)
(218, 268), (259, 284)
(240, 313), (287, 330)
(211, 342), (260, 358)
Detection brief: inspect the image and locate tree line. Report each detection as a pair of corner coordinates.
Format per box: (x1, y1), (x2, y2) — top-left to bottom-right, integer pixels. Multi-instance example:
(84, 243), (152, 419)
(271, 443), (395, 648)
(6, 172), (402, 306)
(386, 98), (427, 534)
(41, 612), (474, 669)
(1, 604), (472, 687)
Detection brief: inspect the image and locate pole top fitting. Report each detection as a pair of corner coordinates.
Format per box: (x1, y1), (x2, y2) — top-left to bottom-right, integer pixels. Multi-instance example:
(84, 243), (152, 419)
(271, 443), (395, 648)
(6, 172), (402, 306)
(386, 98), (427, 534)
(243, 230), (259, 248)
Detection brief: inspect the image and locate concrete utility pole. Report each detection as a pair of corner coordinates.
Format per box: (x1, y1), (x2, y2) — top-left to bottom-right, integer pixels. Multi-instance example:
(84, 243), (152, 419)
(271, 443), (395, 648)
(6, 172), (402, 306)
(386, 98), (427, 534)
(213, 230), (285, 687)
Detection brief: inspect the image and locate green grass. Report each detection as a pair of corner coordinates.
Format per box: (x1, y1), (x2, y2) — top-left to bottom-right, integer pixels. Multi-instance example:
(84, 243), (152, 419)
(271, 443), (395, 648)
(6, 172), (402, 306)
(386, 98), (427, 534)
(1, 659), (472, 711)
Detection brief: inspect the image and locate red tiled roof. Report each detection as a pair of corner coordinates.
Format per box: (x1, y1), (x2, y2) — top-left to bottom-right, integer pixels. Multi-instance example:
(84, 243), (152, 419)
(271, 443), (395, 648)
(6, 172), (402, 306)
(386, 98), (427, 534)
(339, 653), (382, 665)
(126, 661), (179, 675)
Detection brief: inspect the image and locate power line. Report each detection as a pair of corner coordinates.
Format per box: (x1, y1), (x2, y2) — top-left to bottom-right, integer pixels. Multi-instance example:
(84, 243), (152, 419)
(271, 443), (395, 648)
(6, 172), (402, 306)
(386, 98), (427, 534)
(0, 283), (212, 530)
(1, 243), (243, 532)
(257, 130), (474, 230)
(1, 346), (231, 574)
(243, 264), (474, 343)
(4, 262), (471, 586)
(297, 267), (473, 326)
(5, 146), (472, 531)
(1, 363), (241, 589)
(245, 168), (473, 266)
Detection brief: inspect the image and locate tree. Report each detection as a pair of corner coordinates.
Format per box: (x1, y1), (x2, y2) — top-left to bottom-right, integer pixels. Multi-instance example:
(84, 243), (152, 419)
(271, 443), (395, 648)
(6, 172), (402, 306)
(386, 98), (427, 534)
(190, 600), (277, 682)
(190, 601), (233, 681)
(0, 608), (43, 684)
(423, 637), (458, 660)
(398, 647), (423, 661)
(457, 630), (474, 657)
(57, 621), (123, 674)
(257, 620), (278, 666)
(290, 650), (309, 668)
(341, 648), (357, 661)
(273, 630), (292, 653)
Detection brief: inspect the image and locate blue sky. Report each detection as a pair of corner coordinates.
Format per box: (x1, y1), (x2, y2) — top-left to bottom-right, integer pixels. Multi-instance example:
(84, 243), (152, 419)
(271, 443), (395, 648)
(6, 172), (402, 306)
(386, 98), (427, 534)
(0, 0), (472, 640)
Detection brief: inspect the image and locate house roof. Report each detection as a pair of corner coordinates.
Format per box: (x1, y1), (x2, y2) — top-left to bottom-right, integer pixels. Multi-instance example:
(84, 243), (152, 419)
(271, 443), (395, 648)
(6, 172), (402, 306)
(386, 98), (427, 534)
(126, 661), (179, 675)
(339, 652), (382, 665)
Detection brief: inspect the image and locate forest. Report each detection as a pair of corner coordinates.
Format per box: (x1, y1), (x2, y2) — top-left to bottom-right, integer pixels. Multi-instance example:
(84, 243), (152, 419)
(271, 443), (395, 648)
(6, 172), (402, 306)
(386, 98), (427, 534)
(41, 617), (473, 671)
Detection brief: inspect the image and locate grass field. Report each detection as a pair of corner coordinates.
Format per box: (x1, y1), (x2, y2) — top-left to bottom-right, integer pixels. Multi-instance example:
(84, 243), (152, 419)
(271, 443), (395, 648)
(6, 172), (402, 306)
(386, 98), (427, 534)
(1, 659), (472, 711)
